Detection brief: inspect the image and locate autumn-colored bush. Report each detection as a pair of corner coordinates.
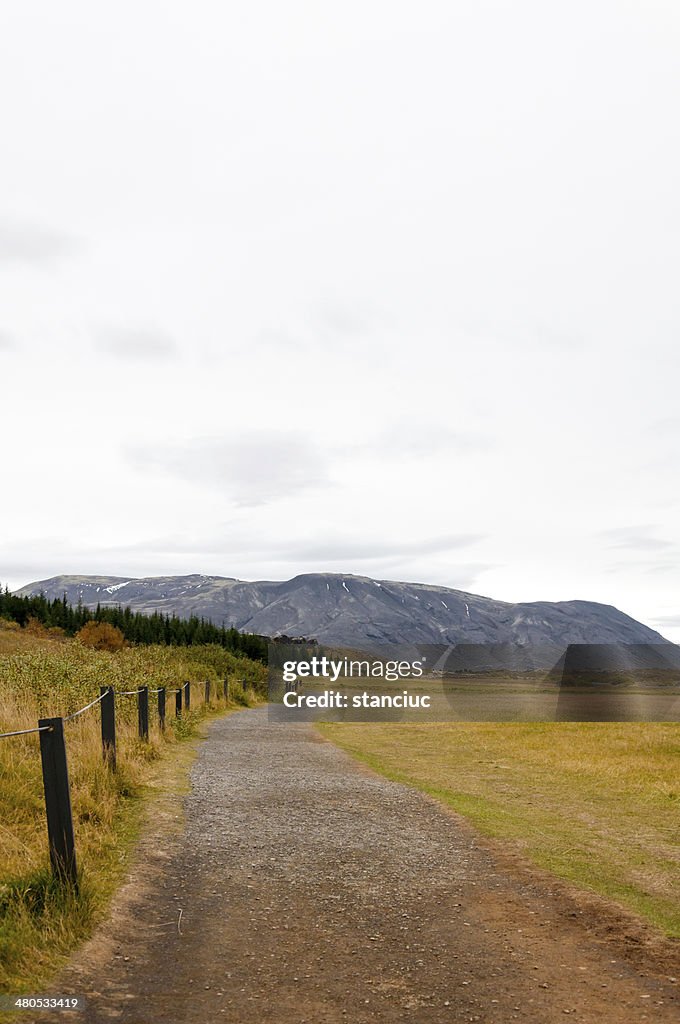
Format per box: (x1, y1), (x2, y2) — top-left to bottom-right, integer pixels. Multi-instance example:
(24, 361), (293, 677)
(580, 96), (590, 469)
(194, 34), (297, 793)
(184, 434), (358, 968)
(23, 617), (64, 640)
(24, 617), (48, 636)
(75, 621), (126, 652)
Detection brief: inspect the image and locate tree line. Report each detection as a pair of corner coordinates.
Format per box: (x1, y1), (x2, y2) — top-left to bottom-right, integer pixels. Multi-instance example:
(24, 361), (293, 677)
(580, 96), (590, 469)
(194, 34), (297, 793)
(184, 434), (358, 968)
(0, 588), (268, 663)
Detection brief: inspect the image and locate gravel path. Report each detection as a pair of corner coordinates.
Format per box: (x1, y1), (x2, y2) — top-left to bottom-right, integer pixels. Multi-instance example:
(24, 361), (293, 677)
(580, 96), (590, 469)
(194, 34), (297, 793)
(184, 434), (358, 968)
(48, 708), (679, 1023)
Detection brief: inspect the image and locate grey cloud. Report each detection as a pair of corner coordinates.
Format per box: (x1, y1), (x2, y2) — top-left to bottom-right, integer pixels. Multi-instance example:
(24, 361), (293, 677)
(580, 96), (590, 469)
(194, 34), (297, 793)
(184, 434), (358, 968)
(601, 526), (673, 552)
(459, 316), (584, 353)
(604, 563), (674, 579)
(252, 327), (306, 353)
(125, 433), (329, 507)
(415, 563), (496, 591)
(320, 305), (372, 336)
(250, 311), (378, 356)
(0, 541), (99, 589)
(278, 533), (484, 562)
(0, 534), (232, 591)
(95, 327), (178, 359)
(1, 530), (494, 595)
(652, 615), (680, 628)
(0, 220), (76, 266)
(314, 300), (391, 349)
(0, 558), (60, 587)
(0, 332), (15, 351)
(532, 323), (586, 352)
(360, 423), (492, 459)
(648, 416), (680, 436)
(88, 531), (484, 568)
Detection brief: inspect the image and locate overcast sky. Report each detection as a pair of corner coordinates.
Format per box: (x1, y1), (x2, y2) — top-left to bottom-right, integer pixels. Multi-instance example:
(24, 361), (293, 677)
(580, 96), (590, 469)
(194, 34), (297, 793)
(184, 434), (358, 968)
(1, 1), (679, 638)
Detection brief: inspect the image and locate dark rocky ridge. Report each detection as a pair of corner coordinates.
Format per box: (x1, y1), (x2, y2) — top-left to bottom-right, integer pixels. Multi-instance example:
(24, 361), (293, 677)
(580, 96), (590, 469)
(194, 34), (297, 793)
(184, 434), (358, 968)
(15, 572), (670, 649)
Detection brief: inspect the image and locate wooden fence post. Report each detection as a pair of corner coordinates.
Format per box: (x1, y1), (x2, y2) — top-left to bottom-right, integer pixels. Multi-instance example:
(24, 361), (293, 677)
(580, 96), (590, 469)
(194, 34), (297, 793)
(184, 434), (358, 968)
(184, 681), (191, 712)
(175, 687), (182, 717)
(100, 686), (116, 770)
(223, 678), (229, 701)
(205, 680), (211, 705)
(38, 717), (78, 888)
(158, 687), (166, 731)
(138, 686), (149, 741)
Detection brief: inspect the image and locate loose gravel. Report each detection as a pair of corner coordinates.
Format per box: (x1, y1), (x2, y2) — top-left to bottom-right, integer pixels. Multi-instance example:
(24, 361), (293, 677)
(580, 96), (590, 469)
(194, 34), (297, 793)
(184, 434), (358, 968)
(45, 708), (679, 1024)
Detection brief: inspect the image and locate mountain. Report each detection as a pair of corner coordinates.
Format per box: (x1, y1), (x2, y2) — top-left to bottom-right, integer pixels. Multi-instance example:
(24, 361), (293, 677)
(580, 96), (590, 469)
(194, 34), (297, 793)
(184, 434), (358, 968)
(14, 572), (670, 650)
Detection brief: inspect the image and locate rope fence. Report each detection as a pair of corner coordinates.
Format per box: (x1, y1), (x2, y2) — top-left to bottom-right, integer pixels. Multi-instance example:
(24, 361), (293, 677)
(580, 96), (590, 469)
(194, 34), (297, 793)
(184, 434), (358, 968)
(0, 724), (52, 739)
(64, 691), (107, 722)
(0, 674), (246, 889)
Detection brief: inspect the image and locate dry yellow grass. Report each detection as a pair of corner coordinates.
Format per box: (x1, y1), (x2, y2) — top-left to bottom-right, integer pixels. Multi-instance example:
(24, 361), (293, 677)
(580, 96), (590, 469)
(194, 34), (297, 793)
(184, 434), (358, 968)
(320, 721), (680, 937)
(0, 624), (266, 993)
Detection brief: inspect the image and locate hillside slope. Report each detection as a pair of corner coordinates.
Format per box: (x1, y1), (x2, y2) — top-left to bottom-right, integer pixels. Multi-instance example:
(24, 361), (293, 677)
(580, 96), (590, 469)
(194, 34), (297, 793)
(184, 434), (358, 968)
(15, 572), (670, 649)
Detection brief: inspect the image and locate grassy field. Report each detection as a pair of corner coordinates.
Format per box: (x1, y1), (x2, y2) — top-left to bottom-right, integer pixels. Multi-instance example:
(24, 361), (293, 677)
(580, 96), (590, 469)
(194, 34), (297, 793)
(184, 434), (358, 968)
(319, 721), (680, 937)
(0, 622), (266, 994)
